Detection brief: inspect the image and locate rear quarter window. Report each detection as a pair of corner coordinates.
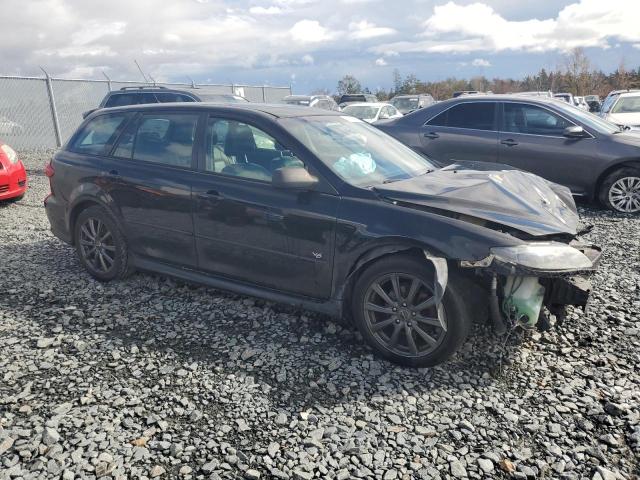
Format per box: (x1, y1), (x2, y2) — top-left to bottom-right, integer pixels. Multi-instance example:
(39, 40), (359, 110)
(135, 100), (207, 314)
(104, 94), (138, 108)
(68, 114), (128, 155)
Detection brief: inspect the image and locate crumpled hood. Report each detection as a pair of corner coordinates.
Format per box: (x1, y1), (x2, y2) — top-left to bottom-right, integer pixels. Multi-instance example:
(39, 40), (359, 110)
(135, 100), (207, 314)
(374, 161), (579, 236)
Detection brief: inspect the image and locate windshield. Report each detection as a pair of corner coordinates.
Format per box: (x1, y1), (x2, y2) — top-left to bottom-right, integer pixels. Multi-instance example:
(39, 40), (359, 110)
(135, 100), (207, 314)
(284, 98), (311, 106)
(342, 105), (379, 120)
(611, 96), (640, 114)
(279, 115), (436, 187)
(391, 97), (419, 112)
(198, 94), (247, 103)
(553, 101), (620, 134)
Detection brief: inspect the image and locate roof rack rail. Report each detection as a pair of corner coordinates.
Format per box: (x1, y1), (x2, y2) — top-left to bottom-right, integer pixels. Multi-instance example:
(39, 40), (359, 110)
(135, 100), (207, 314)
(119, 85), (168, 91)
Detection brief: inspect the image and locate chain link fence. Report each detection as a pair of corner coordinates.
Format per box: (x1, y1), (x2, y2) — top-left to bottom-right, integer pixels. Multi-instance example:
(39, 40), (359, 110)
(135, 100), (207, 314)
(0, 75), (292, 149)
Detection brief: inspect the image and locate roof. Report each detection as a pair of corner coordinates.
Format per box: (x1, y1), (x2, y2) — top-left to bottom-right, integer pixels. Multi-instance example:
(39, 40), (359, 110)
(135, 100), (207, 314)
(616, 91), (640, 98)
(342, 102), (390, 108)
(391, 94), (431, 98)
(97, 102), (343, 118)
(435, 94), (564, 105)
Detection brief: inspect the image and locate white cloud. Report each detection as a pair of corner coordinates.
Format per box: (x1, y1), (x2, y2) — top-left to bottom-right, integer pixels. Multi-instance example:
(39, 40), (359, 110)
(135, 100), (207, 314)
(471, 58), (491, 67)
(249, 5), (283, 15)
(301, 54), (314, 64)
(375, 57), (387, 66)
(348, 20), (395, 40)
(290, 20), (335, 43)
(71, 21), (126, 45)
(374, 0), (640, 55)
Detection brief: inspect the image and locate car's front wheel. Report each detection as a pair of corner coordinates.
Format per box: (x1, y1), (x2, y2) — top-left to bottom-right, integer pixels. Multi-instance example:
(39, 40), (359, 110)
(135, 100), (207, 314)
(74, 205), (133, 281)
(599, 167), (640, 213)
(351, 254), (470, 367)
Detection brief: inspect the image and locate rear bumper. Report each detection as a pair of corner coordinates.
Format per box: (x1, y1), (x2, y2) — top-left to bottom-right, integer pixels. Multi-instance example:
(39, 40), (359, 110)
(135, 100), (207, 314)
(44, 194), (72, 244)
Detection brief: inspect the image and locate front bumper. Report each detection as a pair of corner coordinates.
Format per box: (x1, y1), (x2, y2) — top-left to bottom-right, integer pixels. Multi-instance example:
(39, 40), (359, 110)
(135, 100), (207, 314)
(0, 161), (27, 200)
(461, 243), (600, 328)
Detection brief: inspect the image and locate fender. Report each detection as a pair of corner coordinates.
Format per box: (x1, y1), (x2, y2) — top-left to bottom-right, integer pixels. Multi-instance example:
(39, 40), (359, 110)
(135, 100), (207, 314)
(66, 183), (122, 241)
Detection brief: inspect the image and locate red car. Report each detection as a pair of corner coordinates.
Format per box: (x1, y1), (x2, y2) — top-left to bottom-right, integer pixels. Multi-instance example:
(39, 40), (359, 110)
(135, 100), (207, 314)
(0, 143), (27, 201)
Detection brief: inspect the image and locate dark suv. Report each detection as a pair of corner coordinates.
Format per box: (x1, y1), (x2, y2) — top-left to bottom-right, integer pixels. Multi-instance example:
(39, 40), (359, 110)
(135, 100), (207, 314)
(45, 103), (599, 366)
(83, 86), (249, 118)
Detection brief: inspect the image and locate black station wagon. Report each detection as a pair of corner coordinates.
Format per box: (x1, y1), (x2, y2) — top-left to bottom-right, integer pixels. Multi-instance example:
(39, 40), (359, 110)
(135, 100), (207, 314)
(45, 103), (600, 366)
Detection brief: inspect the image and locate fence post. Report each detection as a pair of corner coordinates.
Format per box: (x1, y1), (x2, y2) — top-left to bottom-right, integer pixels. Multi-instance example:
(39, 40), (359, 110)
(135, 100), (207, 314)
(262, 86), (266, 102)
(41, 68), (62, 148)
(103, 71), (112, 92)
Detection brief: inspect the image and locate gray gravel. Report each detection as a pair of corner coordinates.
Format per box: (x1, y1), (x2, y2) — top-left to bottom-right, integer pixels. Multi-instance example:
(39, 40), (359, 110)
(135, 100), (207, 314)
(1, 150), (639, 480)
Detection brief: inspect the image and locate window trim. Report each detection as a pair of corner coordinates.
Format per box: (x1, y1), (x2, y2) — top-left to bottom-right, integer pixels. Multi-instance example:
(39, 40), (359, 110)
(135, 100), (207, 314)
(498, 101), (594, 140)
(107, 110), (202, 170)
(422, 100), (499, 132)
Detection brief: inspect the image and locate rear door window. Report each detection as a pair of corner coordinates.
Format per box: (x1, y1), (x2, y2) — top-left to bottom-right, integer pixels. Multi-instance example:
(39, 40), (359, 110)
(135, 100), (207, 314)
(427, 102), (496, 131)
(69, 114), (128, 155)
(112, 113), (199, 168)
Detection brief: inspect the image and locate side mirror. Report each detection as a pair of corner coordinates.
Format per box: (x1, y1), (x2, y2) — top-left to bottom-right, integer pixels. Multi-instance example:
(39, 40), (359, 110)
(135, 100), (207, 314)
(563, 125), (587, 138)
(272, 167), (318, 190)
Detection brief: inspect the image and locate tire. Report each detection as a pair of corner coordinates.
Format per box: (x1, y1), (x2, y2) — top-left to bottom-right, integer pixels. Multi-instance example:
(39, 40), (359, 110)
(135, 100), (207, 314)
(351, 254), (470, 367)
(598, 167), (640, 213)
(74, 205), (134, 281)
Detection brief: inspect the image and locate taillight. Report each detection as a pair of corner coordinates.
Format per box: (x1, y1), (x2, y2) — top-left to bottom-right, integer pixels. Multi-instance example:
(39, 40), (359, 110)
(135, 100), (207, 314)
(45, 160), (55, 198)
(45, 160), (55, 178)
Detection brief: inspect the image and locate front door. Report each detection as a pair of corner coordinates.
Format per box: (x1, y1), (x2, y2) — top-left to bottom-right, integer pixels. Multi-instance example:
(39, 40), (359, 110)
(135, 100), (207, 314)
(419, 101), (499, 165)
(104, 111), (200, 267)
(192, 115), (339, 298)
(497, 102), (597, 194)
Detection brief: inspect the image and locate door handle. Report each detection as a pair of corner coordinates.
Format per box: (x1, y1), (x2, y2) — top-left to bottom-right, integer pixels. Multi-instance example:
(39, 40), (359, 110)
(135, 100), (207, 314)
(197, 189), (223, 200)
(423, 132), (439, 139)
(500, 139), (518, 146)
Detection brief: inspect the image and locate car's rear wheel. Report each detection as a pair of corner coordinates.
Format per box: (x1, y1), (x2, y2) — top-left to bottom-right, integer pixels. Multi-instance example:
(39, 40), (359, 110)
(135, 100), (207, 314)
(599, 167), (640, 213)
(351, 255), (470, 367)
(74, 205), (133, 281)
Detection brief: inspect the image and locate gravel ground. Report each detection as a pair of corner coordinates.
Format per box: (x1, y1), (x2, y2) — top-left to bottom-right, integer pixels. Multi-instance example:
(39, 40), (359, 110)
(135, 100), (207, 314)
(1, 150), (639, 480)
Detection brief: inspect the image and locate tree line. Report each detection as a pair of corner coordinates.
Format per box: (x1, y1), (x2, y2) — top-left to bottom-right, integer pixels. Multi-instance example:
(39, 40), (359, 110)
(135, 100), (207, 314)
(328, 48), (640, 101)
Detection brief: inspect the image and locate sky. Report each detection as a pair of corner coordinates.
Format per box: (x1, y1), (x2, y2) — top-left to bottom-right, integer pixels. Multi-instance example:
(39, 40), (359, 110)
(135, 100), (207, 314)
(3, 0), (640, 93)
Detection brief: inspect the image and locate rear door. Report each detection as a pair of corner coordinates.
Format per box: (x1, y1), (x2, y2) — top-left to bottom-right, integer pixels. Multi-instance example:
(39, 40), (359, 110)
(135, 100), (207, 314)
(419, 101), (499, 165)
(103, 110), (201, 267)
(497, 101), (597, 194)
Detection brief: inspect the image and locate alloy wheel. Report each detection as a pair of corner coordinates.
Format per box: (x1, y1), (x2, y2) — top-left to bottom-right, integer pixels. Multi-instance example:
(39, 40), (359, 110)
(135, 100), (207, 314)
(79, 217), (116, 273)
(609, 176), (640, 213)
(363, 273), (447, 358)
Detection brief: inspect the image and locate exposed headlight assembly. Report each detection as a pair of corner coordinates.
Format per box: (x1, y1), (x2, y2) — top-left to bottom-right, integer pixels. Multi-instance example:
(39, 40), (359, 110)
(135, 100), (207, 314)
(491, 242), (593, 271)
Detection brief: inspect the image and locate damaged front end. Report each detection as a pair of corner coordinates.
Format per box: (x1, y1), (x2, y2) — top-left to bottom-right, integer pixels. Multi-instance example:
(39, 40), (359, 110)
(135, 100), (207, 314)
(461, 241), (601, 333)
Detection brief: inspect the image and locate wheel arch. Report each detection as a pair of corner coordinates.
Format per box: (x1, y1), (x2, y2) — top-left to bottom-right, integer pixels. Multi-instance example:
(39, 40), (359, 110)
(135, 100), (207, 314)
(68, 197), (118, 245)
(593, 159), (640, 202)
(336, 239), (450, 319)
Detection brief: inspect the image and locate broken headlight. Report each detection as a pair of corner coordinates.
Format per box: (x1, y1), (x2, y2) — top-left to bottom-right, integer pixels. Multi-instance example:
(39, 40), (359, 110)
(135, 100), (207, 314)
(490, 242), (593, 271)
